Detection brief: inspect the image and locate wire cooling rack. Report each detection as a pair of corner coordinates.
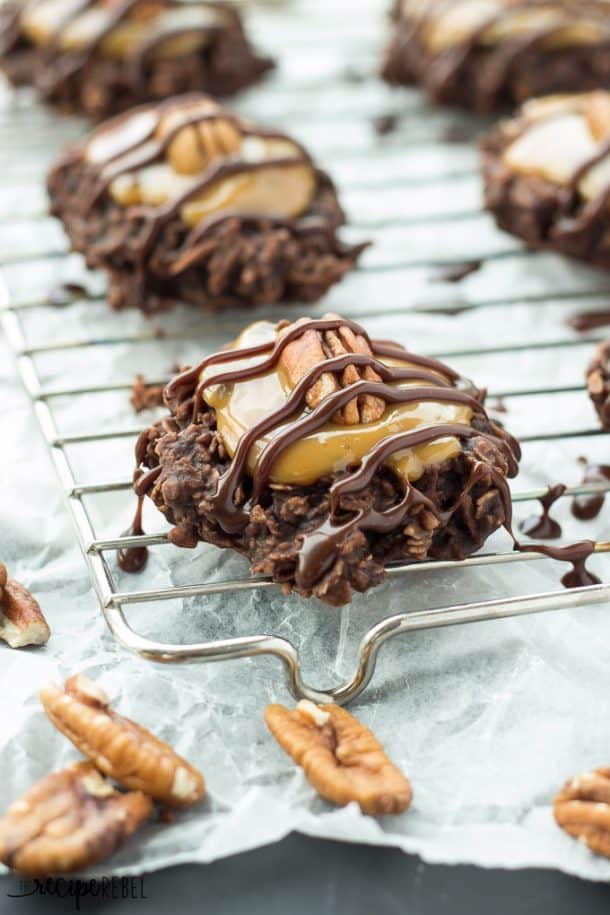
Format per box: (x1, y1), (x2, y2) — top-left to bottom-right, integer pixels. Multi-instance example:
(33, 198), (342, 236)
(3, 0), (610, 704)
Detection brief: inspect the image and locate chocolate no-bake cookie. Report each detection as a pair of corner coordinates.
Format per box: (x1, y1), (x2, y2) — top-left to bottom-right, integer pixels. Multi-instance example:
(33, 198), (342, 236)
(481, 92), (610, 269)
(382, 1), (610, 113)
(47, 94), (365, 313)
(587, 340), (610, 431)
(134, 315), (521, 606)
(0, 0), (272, 121)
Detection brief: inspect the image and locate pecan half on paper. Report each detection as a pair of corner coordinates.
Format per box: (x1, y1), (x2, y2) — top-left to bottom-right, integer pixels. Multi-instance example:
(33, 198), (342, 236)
(265, 700), (412, 815)
(0, 562), (50, 649)
(554, 768), (610, 858)
(40, 675), (205, 809)
(0, 761), (152, 876)
(279, 315), (385, 425)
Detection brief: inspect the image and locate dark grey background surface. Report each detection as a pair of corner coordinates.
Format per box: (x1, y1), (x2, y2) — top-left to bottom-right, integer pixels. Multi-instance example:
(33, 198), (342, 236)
(0, 835), (608, 914)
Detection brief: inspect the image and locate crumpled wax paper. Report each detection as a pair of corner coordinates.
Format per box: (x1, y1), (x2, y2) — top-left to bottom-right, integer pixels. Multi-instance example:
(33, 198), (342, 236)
(2, 0), (610, 882)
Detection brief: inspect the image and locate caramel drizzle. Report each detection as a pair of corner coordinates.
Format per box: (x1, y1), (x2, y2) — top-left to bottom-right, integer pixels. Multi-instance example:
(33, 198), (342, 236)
(10, 0), (238, 94)
(135, 317), (600, 591)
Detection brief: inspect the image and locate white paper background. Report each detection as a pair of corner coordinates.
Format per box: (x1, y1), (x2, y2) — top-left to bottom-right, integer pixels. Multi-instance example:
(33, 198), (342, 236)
(2, 0), (610, 882)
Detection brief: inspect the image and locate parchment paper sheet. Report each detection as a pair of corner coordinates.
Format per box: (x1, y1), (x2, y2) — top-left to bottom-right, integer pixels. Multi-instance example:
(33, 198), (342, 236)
(2, 0), (610, 882)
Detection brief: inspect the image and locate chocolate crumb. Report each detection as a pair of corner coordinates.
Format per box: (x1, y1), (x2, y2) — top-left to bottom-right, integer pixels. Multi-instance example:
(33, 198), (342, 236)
(372, 113), (399, 136)
(434, 261), (481, 284)
(130, 375), (165, 414)
(568, 309), (610, 333)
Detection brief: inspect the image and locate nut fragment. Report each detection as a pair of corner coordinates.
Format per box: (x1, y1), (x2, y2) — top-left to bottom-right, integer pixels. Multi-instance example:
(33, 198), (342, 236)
(0, 573), (51, 650)
(158, 100), (243, 176)
(265, 702), (412, 815)
(0, 761), (152, 876)
(279, 315), (385, 425)
(554, 767), (610, 858)
(39, 676), (205, 809)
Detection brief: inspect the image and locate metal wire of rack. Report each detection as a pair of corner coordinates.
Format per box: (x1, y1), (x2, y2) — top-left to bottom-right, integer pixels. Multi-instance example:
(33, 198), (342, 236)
(3, 0), (610, 705)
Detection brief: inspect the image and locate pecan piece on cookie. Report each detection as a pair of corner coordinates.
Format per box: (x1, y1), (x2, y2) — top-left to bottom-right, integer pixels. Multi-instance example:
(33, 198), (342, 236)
(265, 700), (412, 815)
(554, 767), (610, 858)
(40, 675), (205, 809)
(0, 761), (152, 876)
(0, 565), (51, 649)
(279, 315), (385, 425)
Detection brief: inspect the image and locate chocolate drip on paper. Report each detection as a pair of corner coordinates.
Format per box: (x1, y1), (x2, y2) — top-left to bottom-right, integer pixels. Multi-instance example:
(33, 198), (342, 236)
(519, 483), (566, 540)
(572, 458), (610, 521)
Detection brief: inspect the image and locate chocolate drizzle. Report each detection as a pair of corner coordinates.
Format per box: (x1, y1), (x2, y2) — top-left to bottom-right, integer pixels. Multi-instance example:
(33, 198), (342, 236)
(132, 316), (603, 592)
(519, 483), (566, 540)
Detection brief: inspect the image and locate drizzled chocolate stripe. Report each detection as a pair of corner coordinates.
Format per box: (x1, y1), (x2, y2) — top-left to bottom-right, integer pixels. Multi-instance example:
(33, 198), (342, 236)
(251, 382), (486, 501)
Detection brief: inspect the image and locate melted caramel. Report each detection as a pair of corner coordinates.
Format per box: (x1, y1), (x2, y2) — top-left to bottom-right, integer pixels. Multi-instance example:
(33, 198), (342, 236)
(202, 322), (472, 486)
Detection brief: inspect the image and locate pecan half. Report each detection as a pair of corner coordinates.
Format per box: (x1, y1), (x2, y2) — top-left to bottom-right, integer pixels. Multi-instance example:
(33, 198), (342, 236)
(265, 700), (412, 815)
(0, 571), (51, 650)
(158, 100), (243, 176)
(0, 761), (152, 876)
(40, 675), (205, 809)
(554, 767), (610, 858)
(279, 315), (386, 425)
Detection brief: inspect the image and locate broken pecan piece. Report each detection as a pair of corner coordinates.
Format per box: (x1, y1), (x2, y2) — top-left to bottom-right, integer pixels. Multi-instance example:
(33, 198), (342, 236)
(0, 761), (152, 876)
(39, 675), (205, 809)
(279, 315), (385, 425)
(0, 573), (51, 650)
(554, 767), (610, 858)
(265, 700), (412, 815)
